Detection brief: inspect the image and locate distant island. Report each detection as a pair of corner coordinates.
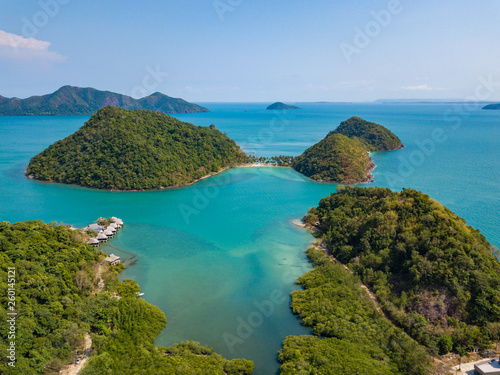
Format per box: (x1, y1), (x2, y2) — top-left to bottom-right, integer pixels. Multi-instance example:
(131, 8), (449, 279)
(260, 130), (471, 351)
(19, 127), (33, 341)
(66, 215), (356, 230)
(266, 102), (300, 110)
(0, 85), (209, 116)
(292, 117), (403, 184)
(482, 103), (500, 110)
(26, 106), (246, 190)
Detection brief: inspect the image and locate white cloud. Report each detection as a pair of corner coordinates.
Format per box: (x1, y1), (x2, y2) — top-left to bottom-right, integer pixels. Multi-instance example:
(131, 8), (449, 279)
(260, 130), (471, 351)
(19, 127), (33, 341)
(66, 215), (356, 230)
(401, 84), (445, 91)
(0, 30), (65, 62)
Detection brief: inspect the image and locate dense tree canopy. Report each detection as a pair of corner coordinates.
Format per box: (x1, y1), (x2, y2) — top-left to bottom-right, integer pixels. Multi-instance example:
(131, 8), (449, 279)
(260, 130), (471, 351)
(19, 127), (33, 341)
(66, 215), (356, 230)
(292, 133), (373, 183)
(304, 186), (500, 354)
(0, 221), (253, 374)
(329, 116), (403, 151)
(266, 102), (300, 110)
(26, 106), (247, 190)
(246, 155), (295, 166)
(279, 248), (430, 375)
(292, 117), (402, 184)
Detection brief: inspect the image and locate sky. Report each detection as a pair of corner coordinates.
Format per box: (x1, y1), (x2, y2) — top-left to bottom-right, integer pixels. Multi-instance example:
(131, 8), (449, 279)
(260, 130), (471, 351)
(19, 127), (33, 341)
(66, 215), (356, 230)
(1, 0), (499, 102)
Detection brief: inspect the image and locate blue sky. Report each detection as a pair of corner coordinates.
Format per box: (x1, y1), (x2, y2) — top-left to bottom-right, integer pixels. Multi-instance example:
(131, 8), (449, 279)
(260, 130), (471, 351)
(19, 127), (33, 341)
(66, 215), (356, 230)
(1, 0), (499, 102)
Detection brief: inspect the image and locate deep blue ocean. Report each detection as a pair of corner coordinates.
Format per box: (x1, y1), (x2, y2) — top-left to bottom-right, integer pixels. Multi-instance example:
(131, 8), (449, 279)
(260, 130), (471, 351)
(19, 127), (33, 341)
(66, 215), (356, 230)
(0, 103), (498, 374)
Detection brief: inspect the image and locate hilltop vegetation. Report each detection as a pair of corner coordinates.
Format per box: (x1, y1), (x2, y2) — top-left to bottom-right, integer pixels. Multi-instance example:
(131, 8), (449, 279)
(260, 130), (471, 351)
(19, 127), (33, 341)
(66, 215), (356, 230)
(137, 91), (208, 114)
(26, 107), (247, 190)
(266, 102), (300, 110)
(304, 186), (500, 355)
(330, 116), (404, 151)
(292, 117), (402, 184)
(293, 133), (373, 183)
(279, 248), (430, 375)
(0, 221), (253, 375)
(0, 86), (209, 116)
(246, 155), (296, 166)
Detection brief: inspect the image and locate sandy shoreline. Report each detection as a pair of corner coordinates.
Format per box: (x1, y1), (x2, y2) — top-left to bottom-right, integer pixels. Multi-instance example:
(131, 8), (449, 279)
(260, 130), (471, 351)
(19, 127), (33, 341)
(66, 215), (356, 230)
(290, 218), (307, 228)
(26, 163), (290, 192)
(26, 154), (388, 193)
(238, 163), (287, 168)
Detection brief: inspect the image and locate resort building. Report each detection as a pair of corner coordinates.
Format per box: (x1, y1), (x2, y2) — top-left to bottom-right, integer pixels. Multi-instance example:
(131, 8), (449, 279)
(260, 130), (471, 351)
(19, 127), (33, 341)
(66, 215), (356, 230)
(111, 217), (124, 228)
(88, 237), (99, 247)
(83, 217), (124, 249)
(96, 232), (108, 242)
(88, 223), (103, 232)
(104, 229), (114, 237)
(104, 253), (121, 266)
(474, 359), (500, 375)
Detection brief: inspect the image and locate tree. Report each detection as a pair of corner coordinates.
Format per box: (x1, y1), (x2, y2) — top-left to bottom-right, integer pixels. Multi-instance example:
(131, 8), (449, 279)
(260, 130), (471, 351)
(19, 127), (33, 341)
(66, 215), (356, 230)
(117, 279), (140, 297)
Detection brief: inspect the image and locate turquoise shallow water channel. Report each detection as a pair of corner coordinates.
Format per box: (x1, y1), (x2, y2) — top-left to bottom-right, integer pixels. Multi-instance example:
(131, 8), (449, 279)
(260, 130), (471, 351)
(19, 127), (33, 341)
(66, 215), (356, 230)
(0, 103), (498, 374)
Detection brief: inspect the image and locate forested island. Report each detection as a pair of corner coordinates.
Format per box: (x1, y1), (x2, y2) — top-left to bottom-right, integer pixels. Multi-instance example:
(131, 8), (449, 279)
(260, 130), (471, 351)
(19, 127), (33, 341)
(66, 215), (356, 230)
(291, 186), (500, 372)
(292, 117), (403, 184)
(266, 102), (300, 110)
(26, 110), (404, 189)
(330, 116), (404, 151)
(482, 103), (500, 110)
(26, 107), (247, 190)
(293, 133), (373, 183)
(0, 86), (209, 116)
(0, 221), (253, 375)
(279, 247), (430, 374)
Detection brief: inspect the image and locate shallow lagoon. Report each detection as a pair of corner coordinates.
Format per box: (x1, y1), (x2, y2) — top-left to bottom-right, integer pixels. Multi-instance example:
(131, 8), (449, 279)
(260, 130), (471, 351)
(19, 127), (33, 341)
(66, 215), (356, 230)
(0, 103), (498, 374)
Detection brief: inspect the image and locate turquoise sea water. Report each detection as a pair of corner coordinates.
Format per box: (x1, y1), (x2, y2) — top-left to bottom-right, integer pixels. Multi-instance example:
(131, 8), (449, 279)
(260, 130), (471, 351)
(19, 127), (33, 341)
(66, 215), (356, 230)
(0, 103), (498, 374)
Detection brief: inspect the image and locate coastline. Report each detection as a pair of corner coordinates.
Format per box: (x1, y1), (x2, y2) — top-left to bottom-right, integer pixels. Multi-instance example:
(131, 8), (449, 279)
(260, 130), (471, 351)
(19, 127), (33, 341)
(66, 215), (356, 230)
(25, 143), (406, 191)
(311, 144), (404, 185)
(310, 158), (376, 185)
(26, 160), (376, 192)
(290, 218), (307, 228)
(26, 163), (288, 193)
(25, 141), (405, 192)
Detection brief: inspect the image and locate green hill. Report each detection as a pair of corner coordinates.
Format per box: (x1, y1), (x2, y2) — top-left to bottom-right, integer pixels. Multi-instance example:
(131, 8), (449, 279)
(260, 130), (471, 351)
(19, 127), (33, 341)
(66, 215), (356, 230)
(279, 248), (430, 375)
(482, 103), (500, 110)
(137, 91), (208, 113)
(292, 117), (403, 183)
(329, 116), (403, 151)
(26, 106), (247, 190)
(0, 86), (209, 116)
(0, 221), (253, 375)
(292, 133), (373, 184)
(266, 102), (300, 110)
(304, 186), (500, 355)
